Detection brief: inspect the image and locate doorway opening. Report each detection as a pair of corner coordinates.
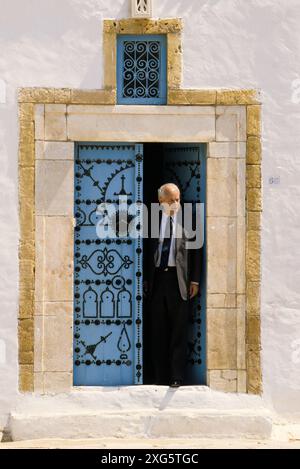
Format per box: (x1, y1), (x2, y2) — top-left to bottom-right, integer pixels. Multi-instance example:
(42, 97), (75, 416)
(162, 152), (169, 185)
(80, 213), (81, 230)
(73, 142), (206, 386)
(142, 143), (207, 385)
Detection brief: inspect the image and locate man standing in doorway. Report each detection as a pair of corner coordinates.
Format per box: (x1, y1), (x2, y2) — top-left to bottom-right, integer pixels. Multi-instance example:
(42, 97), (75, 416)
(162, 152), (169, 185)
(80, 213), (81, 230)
(145, 183), (201, 388)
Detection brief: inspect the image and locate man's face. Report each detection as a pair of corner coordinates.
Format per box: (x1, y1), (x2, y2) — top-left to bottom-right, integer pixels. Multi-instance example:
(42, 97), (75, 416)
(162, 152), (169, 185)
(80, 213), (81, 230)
(159, 188), (180, 216)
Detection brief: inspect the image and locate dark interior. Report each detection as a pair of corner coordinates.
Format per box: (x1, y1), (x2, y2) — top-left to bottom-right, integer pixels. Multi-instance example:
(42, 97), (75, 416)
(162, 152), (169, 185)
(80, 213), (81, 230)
(142, 142), (205, 385)
(142, 143), (165, 384)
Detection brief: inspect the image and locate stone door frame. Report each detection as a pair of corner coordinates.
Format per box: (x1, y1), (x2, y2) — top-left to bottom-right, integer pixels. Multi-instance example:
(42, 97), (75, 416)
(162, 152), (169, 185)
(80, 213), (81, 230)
(18, 17), (262, 395)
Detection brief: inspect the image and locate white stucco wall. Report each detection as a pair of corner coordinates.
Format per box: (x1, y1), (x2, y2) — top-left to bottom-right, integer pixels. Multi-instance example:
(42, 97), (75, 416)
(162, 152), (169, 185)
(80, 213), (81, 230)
(0, 0), (300, 430)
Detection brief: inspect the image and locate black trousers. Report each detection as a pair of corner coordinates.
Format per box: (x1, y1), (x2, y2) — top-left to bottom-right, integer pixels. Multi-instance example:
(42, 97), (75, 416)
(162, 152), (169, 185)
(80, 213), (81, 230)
(149, 268), (189, 385)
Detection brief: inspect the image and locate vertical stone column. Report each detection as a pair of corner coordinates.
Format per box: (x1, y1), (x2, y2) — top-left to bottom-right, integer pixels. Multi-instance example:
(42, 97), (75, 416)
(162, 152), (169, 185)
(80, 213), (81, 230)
(246, 105), (262, 394)
(34, 104), (74, 393)
(18, 102), (35, 392)
(207, 105), (247, 392)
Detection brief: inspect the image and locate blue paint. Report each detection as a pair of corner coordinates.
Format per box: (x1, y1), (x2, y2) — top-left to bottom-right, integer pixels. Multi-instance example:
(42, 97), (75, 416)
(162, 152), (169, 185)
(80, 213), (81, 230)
(117, 34), (167, 105)
(73, 142), (207, 386)
(73, 143), (143, 386)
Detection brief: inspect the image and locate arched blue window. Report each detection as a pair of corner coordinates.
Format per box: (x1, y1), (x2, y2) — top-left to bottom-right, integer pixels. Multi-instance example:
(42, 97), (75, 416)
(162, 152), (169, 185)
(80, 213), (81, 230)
(117, 34), (167, 105)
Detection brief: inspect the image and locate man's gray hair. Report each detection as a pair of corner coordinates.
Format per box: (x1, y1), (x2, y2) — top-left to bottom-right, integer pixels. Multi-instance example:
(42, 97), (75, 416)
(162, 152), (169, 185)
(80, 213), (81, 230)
(158, 183), (180, 199)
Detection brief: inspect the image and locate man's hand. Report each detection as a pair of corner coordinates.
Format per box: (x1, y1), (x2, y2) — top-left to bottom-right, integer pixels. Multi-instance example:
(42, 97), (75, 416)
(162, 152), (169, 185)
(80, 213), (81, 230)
(189, 282), (199, 299)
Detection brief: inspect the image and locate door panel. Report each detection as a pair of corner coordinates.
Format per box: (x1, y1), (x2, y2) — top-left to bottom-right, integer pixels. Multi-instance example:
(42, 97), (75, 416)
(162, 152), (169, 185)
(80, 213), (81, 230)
(73, 143), (143, 386)
(162, 143), (206, 384)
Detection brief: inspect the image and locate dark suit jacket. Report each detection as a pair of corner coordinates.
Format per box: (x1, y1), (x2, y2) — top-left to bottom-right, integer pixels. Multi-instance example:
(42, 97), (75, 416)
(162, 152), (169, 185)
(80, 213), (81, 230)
(144, 206), (202, 301)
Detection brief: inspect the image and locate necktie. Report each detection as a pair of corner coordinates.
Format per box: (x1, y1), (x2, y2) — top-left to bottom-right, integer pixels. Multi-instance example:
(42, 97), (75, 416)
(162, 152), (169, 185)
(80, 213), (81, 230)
(159, 216), (173, 269)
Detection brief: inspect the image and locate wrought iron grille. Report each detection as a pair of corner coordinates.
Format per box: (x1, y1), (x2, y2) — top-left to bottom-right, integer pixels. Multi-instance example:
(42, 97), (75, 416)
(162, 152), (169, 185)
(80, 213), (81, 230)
(117, 34), (167, 104)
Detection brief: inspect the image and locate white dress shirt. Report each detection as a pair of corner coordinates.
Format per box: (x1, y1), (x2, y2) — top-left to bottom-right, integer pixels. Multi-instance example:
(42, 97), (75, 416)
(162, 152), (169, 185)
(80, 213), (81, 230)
(156, 211), (177, 267)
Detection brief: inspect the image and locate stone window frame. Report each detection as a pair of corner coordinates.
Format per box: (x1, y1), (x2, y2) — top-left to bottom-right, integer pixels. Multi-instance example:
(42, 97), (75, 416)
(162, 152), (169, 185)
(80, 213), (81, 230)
(103, 18), (183, 96)
(17, 18), (262, 395)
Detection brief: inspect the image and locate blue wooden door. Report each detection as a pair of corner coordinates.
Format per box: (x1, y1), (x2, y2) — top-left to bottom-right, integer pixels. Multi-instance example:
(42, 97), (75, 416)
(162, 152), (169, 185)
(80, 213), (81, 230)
(73, 143), (143, 386)
(162, 144), (207, 384)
